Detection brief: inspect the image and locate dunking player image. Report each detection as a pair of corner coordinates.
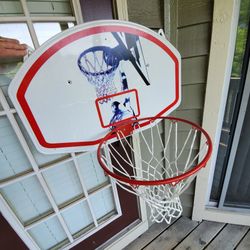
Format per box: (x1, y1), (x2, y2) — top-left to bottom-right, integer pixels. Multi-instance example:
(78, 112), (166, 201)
(110, 101), (124, 124)
(110, 97), (136, 124)
(110, 71), (136, 125)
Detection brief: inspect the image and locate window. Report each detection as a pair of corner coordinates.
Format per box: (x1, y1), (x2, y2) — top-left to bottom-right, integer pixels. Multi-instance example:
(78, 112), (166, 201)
(209, 0), (250, 204)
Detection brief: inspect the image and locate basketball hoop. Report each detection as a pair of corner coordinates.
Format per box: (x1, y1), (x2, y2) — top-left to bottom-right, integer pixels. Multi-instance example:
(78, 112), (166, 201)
(78, 46), (120, 102)
(97, 117), (212, 223)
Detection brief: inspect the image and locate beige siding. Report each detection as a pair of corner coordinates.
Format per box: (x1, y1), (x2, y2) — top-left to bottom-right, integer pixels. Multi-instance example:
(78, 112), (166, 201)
(182, 56), (209, 84)
(180, 84), (206, 110)
(172, 0), (213, 216)
(178, 23), (211, 58)
(174, 109), (203, 125)
(127, 0), (164, 29)
(178, 0), (213, 27)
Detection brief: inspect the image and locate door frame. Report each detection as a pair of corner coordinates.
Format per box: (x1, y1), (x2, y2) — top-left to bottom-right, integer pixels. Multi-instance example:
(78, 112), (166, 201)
(192, 0), (250, 225)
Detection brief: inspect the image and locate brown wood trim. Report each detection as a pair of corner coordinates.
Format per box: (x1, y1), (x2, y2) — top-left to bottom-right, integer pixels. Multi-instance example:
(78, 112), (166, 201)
(79, 0), (115, 22)
(0, 214), (28, 250)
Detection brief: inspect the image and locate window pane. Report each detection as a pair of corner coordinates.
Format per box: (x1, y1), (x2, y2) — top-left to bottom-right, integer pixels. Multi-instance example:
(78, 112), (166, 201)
(0, 1), (24, 16)
(0, 61), (23, 110)
(0, 23), (34, 48)
(0, 116), (32, 181)
(33, 22), (75, 45)
(62, 201), (94, 236)
(28, 216), (69, 249)
(27, 0), (73, 17)
(231, 0), (250, 77)
(89, 187), (116, 222)
(224, 90), (250, 209)
(15, 114), (70, 167)
(0, 176), (53, 225)
(42, 161), (83, 206)
(77, 152), (109, 192)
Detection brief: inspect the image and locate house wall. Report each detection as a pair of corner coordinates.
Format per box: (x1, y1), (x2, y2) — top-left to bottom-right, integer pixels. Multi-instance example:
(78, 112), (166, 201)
(172, 0), (213, 217)
(127, 0), (213, 217)
(127, 0), (164, 29)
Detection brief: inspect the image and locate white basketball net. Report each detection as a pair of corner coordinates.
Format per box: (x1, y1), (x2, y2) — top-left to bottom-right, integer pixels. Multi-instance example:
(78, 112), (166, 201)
(98, 118), (210, 224)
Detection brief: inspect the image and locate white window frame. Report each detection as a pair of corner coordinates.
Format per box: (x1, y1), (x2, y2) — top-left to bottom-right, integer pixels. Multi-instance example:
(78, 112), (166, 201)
(192, 0), (250, 225)
(0, 0), (149, 249)
(0, 0), (83, 49)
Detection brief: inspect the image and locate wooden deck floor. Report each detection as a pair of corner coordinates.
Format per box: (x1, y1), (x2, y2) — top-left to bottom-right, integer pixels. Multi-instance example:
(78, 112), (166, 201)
(124, 217), (250, 250)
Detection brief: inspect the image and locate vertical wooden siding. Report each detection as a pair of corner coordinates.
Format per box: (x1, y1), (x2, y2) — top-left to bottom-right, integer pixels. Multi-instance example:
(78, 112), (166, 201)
(127, 0), (213, 218)
(127, 0), (165, 168)
(127, 0), (164, 29)
(172, 0), (213, 216)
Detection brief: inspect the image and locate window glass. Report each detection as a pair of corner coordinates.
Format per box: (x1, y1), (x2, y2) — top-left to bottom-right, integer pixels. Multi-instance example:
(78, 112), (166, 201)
(0, 176), (53, 225)
(42, 161), (83, 206)
(27, 0), (73, 16)
(231, 0), (250, 77)
(0, 23), (34, 48)
(77, 152), (109, 192)
(62, 201), (94, 236)
(34, 22), (74, 45)
(28, 216), (69, 249)
(0, 61), (23, 110)
(0, 116), (32, 181)
(89, 187), (116, 222)
(0, 1), (24, 16)
(15, 114), (70, 167)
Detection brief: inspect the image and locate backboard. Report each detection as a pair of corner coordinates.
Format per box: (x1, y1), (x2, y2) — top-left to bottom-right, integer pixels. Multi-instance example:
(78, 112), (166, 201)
(9, 20), (181, 154)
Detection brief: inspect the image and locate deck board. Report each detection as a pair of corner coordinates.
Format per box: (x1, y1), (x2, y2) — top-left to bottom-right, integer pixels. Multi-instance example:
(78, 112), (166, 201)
(123, 220), (170, 250)
(205, 224), (249, 250)
(124, 217), (250, 250)
(144, 217), (199, 250)
(236, 230), (250, 250)
(173, 220), (225, 250)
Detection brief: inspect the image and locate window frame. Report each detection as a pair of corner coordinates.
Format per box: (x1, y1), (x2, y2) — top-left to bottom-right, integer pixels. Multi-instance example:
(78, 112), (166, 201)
(192, 0), (250, 225)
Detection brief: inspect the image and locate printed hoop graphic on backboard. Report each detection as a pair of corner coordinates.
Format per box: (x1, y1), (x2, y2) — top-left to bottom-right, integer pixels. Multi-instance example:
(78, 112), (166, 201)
(8, 20), (181, 154)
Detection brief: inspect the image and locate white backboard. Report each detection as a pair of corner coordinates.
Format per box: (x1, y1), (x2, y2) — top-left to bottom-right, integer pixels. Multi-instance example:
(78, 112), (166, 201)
(9, 20), (181, 154)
